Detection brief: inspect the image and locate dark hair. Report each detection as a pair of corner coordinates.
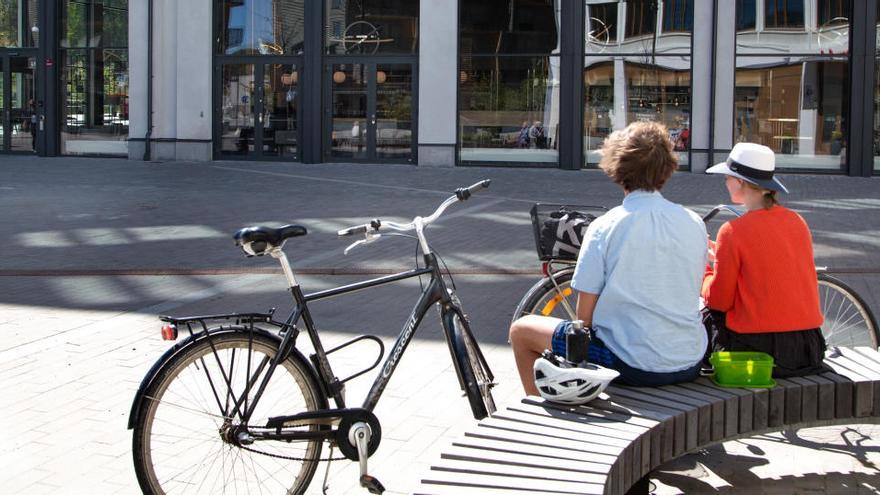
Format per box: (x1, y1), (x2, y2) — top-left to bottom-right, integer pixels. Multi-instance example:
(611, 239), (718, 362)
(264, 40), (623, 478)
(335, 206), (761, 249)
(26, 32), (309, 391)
(598, 121), (678, 192)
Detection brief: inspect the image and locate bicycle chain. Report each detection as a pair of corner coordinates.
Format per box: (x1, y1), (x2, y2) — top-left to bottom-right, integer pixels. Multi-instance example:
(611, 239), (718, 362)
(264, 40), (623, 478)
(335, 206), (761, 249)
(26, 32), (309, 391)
(230, 419), (350, 462)
(237, 439), (348, 462)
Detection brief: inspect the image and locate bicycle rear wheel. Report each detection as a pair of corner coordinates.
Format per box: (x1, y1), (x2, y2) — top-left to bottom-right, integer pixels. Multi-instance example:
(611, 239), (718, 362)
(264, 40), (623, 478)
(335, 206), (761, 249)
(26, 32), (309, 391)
(512, 269), (576, 325)
(451, 314), (497, 419)
(132, 331), (325, 495)
(818, 273), (879, 349)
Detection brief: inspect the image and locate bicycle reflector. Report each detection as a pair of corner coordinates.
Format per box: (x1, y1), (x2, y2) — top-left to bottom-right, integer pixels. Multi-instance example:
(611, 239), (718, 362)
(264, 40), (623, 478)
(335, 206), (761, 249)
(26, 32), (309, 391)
(161, 323), (178, 341)
(541, 262), (551, 278)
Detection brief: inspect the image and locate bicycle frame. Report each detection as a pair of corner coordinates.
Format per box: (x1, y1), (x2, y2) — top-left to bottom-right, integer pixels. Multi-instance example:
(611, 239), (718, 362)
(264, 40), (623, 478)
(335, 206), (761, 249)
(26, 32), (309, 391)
(226, 251), (457, 427)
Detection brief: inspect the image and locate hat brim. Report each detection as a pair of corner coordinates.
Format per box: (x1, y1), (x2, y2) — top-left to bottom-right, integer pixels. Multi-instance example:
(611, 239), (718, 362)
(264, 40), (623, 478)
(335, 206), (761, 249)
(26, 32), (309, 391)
(707, 162), (789, 194)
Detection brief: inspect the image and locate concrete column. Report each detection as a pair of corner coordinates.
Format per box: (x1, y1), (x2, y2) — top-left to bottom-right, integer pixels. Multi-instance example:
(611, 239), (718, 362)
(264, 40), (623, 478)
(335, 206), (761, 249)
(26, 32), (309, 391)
(689, 0), (714, 172)
(713, 0), (737, 162)
(174, 0), (212, 161)
(128, 0), (149, 159)
(153, 0), (178, 160)
(417, 0), (457, 167)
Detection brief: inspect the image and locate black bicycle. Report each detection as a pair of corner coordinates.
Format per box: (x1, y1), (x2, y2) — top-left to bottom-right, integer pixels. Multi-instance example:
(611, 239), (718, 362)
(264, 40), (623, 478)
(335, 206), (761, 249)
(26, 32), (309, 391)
(513, 203), (879, 349)
(128, 181), (496, 495)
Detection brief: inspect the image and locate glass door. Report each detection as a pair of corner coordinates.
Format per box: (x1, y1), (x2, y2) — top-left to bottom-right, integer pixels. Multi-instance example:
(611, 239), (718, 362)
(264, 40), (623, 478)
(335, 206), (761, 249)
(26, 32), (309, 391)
(326, 62), (414, 162)
(217, 60), (301, 160)
(375, 64), (413, 160)
(2, 55), (37, 153)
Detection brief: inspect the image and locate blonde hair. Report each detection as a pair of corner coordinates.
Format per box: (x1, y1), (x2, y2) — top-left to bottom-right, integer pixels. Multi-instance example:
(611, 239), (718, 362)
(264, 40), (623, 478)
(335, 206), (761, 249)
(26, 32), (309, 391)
(598, 122), (678, 192)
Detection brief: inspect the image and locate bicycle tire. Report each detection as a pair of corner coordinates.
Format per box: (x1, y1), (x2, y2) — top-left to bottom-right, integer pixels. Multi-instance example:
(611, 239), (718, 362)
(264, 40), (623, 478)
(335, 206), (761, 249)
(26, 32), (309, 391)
(451, 313), (497, 420)
(511, 269), (576, 325)
(818, 273), (879, 349)
(132, 331), (324, 495)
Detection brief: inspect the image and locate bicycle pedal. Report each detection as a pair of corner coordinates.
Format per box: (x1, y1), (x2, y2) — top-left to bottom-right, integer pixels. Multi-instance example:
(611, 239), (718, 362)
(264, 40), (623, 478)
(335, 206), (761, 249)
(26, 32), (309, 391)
(359, 475), (385, 494)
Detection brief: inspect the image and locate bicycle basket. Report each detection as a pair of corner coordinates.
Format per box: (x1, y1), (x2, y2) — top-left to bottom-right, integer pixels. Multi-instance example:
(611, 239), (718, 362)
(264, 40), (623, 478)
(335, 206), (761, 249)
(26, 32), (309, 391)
(530, 203), (607, 261)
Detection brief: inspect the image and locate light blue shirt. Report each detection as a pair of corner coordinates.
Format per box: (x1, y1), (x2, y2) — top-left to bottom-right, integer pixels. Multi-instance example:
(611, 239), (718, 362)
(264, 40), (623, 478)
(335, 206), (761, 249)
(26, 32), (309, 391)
(571, 190), (708, 372)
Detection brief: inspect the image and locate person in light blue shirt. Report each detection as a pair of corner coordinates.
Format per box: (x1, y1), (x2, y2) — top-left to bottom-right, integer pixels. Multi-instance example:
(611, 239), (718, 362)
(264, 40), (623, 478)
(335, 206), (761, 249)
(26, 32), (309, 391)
(510, 122), (708, 391)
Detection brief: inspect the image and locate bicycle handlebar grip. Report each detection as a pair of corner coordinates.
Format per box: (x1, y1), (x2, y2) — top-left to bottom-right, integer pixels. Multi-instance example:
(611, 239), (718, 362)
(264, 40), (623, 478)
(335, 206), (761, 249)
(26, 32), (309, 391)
(455, 179), (491, 201)
(337, 224), (368, 237)
(337, 219), (381, 237)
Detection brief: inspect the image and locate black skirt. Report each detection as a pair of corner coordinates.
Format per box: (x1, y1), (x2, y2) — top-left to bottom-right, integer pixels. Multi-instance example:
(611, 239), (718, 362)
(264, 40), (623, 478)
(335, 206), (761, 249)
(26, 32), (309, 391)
(704, 310), (828, 378)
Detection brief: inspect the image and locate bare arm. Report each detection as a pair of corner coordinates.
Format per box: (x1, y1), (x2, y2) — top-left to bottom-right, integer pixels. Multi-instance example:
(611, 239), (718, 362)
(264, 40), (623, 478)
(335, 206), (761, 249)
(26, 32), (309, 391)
(575, 291), (600, 326)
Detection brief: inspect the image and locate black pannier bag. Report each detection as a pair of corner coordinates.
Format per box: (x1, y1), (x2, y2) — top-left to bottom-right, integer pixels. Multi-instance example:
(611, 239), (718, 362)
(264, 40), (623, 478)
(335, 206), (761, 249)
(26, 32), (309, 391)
(530, 204), (607, 261)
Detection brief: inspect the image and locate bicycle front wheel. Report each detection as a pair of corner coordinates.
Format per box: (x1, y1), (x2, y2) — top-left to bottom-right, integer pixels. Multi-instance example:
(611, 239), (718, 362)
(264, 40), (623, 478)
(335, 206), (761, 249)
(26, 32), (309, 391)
(511, 269), (576, 325)
(818, 273), (879, 349)
(451, 314), (497, 420)
(132, 331), (325, 495)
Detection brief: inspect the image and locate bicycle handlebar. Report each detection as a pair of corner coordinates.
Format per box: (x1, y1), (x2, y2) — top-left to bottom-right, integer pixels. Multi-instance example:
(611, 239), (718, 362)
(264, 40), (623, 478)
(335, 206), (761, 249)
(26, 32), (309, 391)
(337, 180), (492, 238)
(702, 204), (743, 223)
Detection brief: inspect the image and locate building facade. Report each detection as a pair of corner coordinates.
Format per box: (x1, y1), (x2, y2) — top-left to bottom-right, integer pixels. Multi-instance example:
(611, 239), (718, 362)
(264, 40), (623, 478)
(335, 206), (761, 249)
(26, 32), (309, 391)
(0, 0), (878, 176)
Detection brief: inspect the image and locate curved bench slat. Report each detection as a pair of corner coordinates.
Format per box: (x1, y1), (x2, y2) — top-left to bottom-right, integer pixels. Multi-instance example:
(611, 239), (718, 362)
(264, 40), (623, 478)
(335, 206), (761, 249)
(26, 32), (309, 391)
(418, 347), (880, 495)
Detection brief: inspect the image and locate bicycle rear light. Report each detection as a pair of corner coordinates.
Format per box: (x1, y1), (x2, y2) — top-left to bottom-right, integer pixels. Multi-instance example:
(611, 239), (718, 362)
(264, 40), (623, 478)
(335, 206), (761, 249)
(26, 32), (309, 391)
(161, 324), (178, 341)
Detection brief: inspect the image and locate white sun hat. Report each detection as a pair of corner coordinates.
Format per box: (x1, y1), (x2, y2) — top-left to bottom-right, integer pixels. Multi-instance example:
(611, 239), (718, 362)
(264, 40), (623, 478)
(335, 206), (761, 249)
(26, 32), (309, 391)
(706, 142), (789, 193)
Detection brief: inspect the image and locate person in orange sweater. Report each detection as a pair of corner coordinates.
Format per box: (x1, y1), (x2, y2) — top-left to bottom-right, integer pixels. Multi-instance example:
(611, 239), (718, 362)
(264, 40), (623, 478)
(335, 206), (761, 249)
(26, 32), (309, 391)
(702, 142), (826, 378)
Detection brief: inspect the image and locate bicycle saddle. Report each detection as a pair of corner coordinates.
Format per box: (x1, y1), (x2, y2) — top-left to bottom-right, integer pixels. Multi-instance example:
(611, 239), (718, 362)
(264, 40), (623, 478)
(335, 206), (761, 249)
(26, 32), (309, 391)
(234, 224), (307, 256)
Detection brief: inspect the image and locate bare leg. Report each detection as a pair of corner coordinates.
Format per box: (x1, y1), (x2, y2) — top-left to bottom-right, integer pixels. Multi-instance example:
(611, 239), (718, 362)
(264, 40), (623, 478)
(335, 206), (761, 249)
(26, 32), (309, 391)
(509, 315), (563, 396)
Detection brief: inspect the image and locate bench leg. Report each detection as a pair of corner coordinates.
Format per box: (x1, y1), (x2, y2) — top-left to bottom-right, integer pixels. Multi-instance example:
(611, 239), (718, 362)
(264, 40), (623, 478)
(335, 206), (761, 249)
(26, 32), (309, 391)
(625, 474), (651, 495)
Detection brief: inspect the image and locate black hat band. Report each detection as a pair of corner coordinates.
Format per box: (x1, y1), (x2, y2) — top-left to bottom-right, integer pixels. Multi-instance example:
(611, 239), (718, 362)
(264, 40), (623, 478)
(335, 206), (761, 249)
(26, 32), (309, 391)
(727, 158), (774, 180)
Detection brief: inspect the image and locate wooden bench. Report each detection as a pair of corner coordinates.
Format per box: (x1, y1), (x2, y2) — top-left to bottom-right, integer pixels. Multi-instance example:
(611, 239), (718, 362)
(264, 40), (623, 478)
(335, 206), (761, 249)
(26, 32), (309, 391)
(416, 347), (880, 495)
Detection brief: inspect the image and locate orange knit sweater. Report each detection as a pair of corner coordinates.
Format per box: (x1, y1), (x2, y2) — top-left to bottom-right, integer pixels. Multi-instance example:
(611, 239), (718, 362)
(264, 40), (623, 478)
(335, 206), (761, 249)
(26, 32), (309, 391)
(702, 206), (823, 333)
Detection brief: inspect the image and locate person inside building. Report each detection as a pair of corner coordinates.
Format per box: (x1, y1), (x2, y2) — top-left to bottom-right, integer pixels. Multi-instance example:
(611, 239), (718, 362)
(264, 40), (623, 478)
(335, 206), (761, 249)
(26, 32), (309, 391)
(509, 121), (708, 392)
(702, 142), (826, 377)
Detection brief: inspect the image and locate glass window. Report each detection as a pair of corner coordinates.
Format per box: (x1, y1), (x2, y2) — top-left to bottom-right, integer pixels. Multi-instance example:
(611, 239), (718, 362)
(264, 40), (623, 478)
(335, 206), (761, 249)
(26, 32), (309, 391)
(0, 0), (38, 47)
(459, 56), (560, 164)
(736, 0), (756, 31)
(60, 1), (129, 156)
(325, 0), (417, 55)
(817, 0), (850, 26)
(584, 2), (691, 168)
(874, 5), (880, 172)
(584, 57), (691, 167)
(589, 1), (691, 56)
(218, 0), (305, 55)
(662, 0), (692, 33)
(460, 0), (560, 55)
(736, 57), (848, 170)
(764, 0), (804, 29)
(625, 0), (656, 39)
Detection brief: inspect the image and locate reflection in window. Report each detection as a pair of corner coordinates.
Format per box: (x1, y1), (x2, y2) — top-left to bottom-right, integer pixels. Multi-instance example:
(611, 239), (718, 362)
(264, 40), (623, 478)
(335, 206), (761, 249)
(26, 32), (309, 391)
(583, 59), (691, 167)
(662, 0), (692, 33)
(325, 0), (417, 55)
(588, 2), (691, 56)
(0, 0), (38, 48)
(817, 0), (850, 26)
(736, 0), (756, 31)
(460, 0), (559, 55)
(764, 0), (804, 29)
(625, 0), (657, 38)
(735, 59), (848, 170)
(218, 0), (305, 55)
(587, 2), (617, 44)
(60, 1), (129, 156)
(459, 56), (559, 164)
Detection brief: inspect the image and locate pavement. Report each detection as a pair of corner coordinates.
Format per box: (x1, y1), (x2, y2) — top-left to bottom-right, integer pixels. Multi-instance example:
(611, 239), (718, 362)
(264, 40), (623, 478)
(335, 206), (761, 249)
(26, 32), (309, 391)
(1, 155), (879, 494)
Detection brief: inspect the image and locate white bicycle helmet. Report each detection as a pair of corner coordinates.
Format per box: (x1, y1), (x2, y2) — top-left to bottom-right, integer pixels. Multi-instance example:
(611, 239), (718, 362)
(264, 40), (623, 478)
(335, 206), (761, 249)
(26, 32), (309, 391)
(533, 351), (619, 405)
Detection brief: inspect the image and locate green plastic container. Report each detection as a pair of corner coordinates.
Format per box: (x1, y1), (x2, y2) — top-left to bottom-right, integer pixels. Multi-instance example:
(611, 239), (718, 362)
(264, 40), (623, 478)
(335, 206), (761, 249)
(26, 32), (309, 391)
(709, 351), (776, 388)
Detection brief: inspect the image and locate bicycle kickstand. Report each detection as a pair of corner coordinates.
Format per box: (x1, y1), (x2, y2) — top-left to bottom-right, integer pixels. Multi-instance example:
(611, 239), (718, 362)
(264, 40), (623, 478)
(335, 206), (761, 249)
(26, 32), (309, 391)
(350, 422), (385, 494)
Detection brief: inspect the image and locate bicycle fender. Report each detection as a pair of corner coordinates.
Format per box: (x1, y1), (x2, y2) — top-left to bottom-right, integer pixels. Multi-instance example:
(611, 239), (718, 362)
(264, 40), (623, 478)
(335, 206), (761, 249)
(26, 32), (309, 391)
(127, 327), (326, 429)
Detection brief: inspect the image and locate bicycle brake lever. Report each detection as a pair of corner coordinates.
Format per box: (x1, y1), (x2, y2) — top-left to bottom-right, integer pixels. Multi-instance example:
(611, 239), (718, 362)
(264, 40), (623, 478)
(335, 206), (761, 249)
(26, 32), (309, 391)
(344, 232), (380, 255)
